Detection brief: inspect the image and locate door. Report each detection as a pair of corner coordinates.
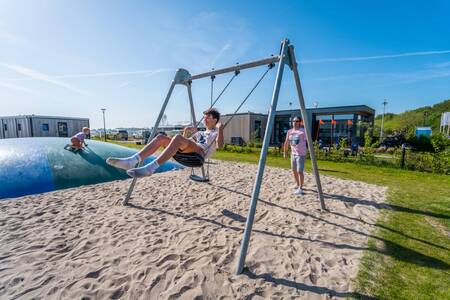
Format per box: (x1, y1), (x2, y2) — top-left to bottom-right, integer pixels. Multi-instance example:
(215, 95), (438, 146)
(57, 122), (68, 137)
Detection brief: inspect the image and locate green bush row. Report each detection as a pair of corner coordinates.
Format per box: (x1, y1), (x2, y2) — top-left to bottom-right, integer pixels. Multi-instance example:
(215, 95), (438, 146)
(219, 142), (449, 174)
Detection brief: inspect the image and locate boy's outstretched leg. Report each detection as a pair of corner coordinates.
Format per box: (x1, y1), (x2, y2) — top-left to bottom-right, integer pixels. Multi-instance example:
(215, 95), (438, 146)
(107, 134), (171, 170)
(127, 134), (202, 178)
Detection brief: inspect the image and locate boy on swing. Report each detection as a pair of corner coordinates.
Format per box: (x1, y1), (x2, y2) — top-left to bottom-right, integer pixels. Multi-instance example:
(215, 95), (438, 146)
(106, 108), (224, 177)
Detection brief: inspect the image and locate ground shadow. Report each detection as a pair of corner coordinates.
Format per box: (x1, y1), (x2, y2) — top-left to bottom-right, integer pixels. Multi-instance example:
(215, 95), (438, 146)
(318, 168), (350, 174)
(244, 269), (378, 299)
(323, 192), (449, 220)
(222, 209), (246, 223)
(127, 193), (450, 271)
(128, 204), (379, 298)
(211, 184), (450, 270)
(269, 188), (448, 250)
(328, 210), (449, 251)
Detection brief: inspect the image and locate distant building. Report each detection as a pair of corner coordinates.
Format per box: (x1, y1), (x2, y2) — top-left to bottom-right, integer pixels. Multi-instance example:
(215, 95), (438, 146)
(415, 127), (432, 138)
(0, 115), (89, 139)
(143, 105), (375, 147)
(222, 105), (375, 146)
(221, 112), (267, 145)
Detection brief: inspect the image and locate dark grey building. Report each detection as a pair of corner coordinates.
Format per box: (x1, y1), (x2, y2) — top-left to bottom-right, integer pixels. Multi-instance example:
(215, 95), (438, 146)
(0, 115), (90, 139)
(222, 105), (375, 146)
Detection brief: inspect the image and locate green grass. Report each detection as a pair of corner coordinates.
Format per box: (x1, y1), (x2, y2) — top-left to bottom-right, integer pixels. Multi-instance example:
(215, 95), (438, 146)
(104, 140), (450, 299)
(100, 139), (144, 150)
(212, 151), (450, 299)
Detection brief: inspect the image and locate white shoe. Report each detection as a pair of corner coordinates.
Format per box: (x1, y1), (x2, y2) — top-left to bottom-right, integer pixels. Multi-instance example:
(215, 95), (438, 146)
(294, 188), (303, 195)
(106, 156), (139, 170)
(292, 185), (299, 191)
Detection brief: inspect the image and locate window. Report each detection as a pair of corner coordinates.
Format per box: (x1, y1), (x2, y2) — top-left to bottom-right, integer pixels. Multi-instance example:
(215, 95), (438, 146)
(42, 124), (49, 131)
(3, 124), (7, 131)
(254, 120), (261, 139)
(17, 123), (22, 131)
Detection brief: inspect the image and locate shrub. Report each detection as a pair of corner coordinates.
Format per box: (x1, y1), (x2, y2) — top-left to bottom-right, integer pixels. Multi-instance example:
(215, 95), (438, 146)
(431, 132), (449, 153)
(386, 147), (396, 154)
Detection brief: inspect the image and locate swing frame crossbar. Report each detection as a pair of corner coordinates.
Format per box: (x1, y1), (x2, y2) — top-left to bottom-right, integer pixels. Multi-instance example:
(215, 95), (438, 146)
(122, 38), (326, 275)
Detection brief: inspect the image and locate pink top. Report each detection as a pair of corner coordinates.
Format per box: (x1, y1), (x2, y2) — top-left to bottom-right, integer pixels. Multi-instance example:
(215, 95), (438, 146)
(287, 128), (306, 156)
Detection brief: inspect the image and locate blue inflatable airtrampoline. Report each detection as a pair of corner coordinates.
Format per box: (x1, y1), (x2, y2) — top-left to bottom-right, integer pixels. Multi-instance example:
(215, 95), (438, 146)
(0, 138), (181, 200)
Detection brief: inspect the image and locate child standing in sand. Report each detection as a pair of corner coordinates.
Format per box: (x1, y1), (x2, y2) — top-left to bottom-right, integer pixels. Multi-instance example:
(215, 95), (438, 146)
(70, 127), (90, 150)
(283, 116), (307, 195)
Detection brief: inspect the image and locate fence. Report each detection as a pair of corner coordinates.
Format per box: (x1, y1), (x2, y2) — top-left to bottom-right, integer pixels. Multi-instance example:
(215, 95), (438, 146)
(219, 143), (450, 174)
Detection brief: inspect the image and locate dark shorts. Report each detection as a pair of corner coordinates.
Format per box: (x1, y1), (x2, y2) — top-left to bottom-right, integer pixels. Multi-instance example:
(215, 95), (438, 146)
(71, 137), (81, 148)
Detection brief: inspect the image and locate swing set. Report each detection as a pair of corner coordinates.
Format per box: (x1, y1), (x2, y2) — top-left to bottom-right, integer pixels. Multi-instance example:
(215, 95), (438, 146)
(123, 39), (326, 274)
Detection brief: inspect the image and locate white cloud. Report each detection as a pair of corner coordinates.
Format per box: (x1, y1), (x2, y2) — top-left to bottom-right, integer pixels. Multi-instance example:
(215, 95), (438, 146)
(56, 68), (173, 79)
(210, 42), (232, 67)
(0, 29), (30, 47)
(311, 68), (450, 84)
(148, 11), (252, 72)
(301, 50), (450, 64)
(118, 81), (131, 88)
(0, 63), (89, 95)
(0, 81), (40, 95)
(430, 61), (450, 68)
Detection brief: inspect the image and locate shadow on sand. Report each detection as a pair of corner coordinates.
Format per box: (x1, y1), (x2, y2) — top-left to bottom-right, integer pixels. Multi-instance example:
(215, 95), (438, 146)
(126, 181), (449, 283)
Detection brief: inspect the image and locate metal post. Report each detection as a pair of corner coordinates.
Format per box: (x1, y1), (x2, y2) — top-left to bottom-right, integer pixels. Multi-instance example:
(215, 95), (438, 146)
(101, 108), (106, 142)
(288, 45), (326, 211)
(236, 39), (289, 275)
(189, 56), (280, 81)
(187, 82), (197, 125)
(122, 81), (176, 205)
(401, 144), (406, 169)
(187, 80), (208, 181)
(380, 100), (387, 142)
(331, 117), (334, 147)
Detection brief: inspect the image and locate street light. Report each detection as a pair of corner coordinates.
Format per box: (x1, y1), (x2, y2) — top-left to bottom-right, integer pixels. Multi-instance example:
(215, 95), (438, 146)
(101, 108), (106, 142)
(380, 100), (388, 143)
(313, 101), (319, 108)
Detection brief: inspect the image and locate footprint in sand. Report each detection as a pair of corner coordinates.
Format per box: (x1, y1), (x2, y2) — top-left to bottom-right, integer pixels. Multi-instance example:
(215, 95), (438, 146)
(156, 254), (180, 267)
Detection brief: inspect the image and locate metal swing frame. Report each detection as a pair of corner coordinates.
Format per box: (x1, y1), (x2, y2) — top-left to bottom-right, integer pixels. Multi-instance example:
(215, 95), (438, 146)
(189, 163), (209, 182)
(122, 38), (326, 275)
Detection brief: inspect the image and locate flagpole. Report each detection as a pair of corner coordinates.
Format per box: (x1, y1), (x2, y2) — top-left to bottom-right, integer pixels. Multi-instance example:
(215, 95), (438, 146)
(330, 117), (333, 147)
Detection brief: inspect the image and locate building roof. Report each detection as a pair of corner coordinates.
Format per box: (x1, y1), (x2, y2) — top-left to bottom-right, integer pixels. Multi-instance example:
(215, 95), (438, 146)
(221, 105), (375, 118)
(221, 111), (267, 117)
(0, 114), (89, 121)
(276, 105), (375, 115)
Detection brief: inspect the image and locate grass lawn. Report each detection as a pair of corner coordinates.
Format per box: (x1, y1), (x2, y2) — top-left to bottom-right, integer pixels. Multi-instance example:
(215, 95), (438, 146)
(99, 139), (143, 150)
(212, 151), (450, 299)
(105, 140), (449, 298)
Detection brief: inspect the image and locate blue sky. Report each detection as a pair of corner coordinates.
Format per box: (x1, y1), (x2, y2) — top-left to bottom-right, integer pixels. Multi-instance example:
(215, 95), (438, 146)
(0, 0), (449, 128)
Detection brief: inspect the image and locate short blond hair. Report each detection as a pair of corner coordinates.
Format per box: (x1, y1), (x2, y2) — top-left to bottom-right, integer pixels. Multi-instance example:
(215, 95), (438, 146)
(82, 127), (90, 133)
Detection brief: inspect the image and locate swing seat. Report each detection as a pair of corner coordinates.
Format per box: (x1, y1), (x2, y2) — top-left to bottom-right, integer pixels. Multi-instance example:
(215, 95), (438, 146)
(189, 173), (210, 182)
(173, 152), (210, 182)
(172, 151), (205, 168)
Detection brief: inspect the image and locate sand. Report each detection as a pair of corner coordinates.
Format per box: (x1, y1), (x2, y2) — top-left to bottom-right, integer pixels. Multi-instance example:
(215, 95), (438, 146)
(0, 161), (386, 299)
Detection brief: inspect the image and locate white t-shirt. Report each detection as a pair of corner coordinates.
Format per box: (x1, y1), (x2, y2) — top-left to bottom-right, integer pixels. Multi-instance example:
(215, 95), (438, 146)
(192, 129), (218, 159)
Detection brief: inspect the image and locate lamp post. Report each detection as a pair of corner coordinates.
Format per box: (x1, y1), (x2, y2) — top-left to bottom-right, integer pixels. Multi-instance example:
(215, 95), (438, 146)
(423, 110), (430, 126)
(380, 100), (387, 143)
(101, 108), (106, 142)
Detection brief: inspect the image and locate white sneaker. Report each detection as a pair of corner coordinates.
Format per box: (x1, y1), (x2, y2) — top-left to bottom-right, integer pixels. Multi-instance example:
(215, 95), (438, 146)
(292, 185), (299, 191)
(294, 188), (303, 195)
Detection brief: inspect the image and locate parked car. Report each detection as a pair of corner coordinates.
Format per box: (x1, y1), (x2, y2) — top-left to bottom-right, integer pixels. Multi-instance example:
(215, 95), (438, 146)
(117, 130), (128, 141)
